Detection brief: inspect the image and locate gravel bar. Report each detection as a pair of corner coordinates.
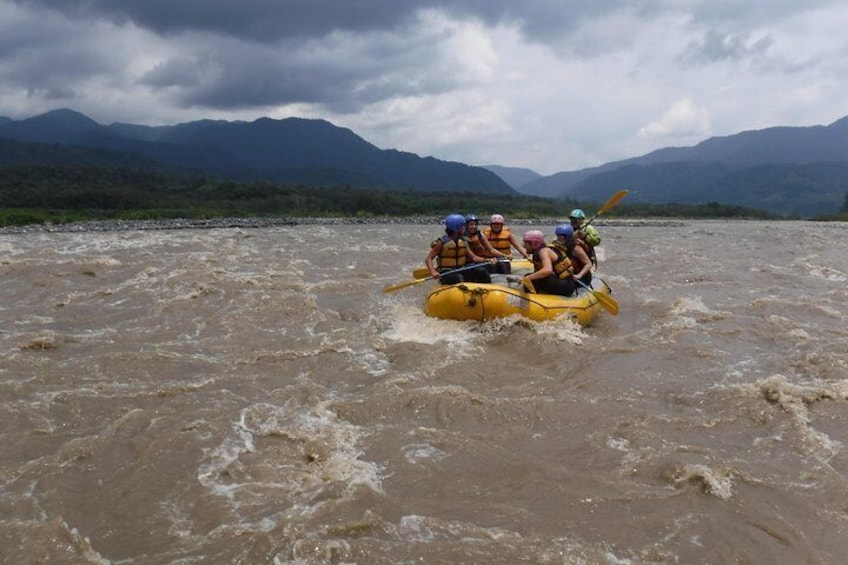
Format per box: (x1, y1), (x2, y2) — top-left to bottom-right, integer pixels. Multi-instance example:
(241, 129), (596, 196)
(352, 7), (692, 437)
(0, 217), (685, 234)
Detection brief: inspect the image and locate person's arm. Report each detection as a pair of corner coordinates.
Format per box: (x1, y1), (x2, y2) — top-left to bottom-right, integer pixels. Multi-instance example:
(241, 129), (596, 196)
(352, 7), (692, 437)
(509, 233), (528, 258)
(515, 248), (552, 293)
(425, 241), (442, 278)
(572, 246), (592, 279)
(479, 233), (505, 258)
(467, 248), (496, 264)
(525, 248), (554, 281)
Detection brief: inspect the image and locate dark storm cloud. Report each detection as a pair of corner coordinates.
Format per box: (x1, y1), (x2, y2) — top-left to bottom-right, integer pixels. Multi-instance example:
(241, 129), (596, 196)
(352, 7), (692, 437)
(9, 0), (652, 44)
(0, 8), (121, 104)
(10, 0), (446, 40)
(2, 1), (551, 112)
(4, 0), (847, 172)
(136, 27), (460, 112)
(7, 0), (667, 114)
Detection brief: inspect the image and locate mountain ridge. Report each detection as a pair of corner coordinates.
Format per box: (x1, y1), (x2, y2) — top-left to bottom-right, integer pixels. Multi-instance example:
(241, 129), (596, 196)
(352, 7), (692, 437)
(2, 109), (848, 216)
(515, 115), (848, 216)
(0, 109), (514, 195)
(481, 164), (542, 189)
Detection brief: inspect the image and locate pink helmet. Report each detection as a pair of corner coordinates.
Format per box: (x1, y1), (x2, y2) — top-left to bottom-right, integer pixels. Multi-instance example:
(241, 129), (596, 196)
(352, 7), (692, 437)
(489, 213), (505, 225)
(523, 230), (545, 250)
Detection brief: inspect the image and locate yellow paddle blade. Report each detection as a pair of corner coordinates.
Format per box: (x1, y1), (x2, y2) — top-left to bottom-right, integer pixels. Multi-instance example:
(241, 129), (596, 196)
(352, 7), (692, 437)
(574, 278), (619, 316)
(411, 266), (431, 279)
(590, 288), (619, 316)
(383, 277), (430, 294)
(598, 189), (629, 215)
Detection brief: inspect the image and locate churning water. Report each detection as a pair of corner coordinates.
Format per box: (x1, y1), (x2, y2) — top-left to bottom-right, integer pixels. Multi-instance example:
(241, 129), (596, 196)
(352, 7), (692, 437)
(1, 220), (847, 563)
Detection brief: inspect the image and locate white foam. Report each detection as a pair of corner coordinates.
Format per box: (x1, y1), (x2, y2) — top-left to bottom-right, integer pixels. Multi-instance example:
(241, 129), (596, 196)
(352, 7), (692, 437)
(349, 349), (391, 376)
(402, 442), (448, 464)
(396, 514), (518, 543)
(606, 437), (630, 452)
(381, 297), (585, 346)
(197, 399), (383, 510)
(669, 296), (711, 316)
(744, 374), (848, 462)
(652, 295), (733, 334)
(792, 259), (846, 282)
(57, 517), (111, 565)
(674, 463), (734, 500)
(381, 300), (480, 347)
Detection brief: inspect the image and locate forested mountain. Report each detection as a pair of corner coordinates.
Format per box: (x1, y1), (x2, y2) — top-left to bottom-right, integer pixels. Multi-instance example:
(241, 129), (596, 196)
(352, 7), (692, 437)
(3, 109), (848, 217)
(517, 116), (848, 217)
(0, 109), (514, 194)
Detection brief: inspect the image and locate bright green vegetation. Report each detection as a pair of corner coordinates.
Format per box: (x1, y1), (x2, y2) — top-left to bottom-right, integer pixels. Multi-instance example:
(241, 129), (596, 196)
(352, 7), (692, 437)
(0, 164), (786, 227)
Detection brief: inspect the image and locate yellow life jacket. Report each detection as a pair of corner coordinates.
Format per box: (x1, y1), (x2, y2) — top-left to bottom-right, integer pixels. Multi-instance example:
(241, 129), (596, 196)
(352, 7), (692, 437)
(433, 235), (468, 270)
(533, 244), (573, 280)
(483, 226), (512, 253)
(552, 239), (588, 276)
(465, 230), (487, 256)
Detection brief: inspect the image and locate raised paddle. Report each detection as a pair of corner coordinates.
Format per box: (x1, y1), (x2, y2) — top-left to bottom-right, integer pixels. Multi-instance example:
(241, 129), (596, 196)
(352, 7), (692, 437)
(581, 189), (629, 230)
(383, 262), (494, 294)
(574, 278), (619, 316)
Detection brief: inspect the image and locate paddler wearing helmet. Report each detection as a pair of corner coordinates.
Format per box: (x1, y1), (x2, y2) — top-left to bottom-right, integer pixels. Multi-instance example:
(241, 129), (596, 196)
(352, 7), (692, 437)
(483, 214), (528, 268)
(424, 213), (496, 285)
(553, 223), (593, 287)
(507, 229), (575, 296)
(568, 208), (601, 266)
(464, 214), (510, 274)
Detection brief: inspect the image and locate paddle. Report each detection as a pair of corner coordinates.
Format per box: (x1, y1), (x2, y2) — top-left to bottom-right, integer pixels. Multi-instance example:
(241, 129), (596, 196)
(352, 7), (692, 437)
(574, 279), (619, 316)
(383, 262), (492, 294)
(411, 257), (525, 280)
(581, 189), (629, 230)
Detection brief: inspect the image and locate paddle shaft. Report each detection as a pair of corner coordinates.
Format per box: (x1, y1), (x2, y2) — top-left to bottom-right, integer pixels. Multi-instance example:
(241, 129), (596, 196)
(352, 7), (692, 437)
(383, 261), (494, 294)
(412, 257), (527, 279)
(581, 189), (629, 230)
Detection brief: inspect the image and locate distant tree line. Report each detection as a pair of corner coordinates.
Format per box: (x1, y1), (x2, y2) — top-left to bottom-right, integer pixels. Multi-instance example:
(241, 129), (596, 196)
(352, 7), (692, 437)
(806, 190), (848, 221)
(0, 164), (785, 227)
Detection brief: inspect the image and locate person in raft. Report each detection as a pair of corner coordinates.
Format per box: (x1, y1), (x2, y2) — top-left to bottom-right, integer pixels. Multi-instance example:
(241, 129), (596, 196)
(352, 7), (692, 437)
(483, 214), (529, 273)
(463, 214), (509, 274)
(552, 223), (593, 288)
(425, 213), (497, 285)
(507, 230), (575, 296)
(568, 208), (601, 267)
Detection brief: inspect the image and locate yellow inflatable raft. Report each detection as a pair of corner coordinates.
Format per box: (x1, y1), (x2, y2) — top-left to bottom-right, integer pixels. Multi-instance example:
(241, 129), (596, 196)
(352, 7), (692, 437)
(423, 274), (614, 326)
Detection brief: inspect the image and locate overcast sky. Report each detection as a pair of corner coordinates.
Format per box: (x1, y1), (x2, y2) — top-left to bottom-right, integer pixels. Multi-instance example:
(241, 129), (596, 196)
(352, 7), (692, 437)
(2, 0), (847, 174)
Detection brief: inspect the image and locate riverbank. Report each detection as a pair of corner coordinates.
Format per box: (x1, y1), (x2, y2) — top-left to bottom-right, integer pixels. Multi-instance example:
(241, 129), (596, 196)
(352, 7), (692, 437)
(0, 217), (686, 234)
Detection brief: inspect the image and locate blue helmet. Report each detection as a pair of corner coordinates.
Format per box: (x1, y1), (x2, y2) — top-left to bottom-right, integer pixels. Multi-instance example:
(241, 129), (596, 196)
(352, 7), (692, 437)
(445, 213), (466, 232)
(555, 223), (574, 239)
(569, 208), (586, 220)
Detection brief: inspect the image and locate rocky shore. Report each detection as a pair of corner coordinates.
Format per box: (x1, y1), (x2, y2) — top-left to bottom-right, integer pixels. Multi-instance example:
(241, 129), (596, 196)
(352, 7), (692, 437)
(0, 217), (686, 234)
